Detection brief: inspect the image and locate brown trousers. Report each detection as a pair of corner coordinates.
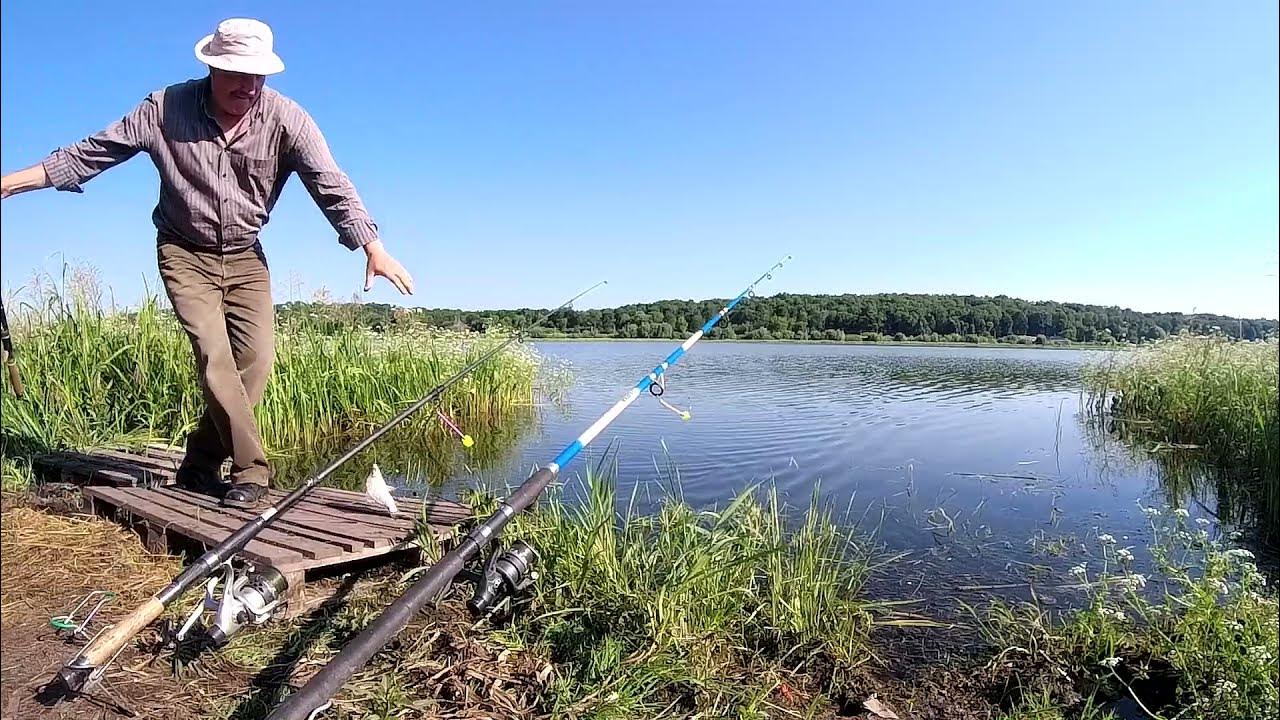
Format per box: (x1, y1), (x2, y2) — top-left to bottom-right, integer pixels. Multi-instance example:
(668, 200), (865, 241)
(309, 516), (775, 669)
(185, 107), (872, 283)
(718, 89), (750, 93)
(157, 239), (274, 486)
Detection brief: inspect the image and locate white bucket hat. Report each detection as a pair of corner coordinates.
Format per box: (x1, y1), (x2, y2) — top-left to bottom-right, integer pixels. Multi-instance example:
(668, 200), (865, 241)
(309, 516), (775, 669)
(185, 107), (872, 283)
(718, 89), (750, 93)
(194, 18), (285, 76)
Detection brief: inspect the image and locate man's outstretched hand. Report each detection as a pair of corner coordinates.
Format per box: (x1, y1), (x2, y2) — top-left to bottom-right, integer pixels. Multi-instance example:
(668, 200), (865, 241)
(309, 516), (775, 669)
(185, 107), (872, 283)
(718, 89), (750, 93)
(363, 240), (415, 295)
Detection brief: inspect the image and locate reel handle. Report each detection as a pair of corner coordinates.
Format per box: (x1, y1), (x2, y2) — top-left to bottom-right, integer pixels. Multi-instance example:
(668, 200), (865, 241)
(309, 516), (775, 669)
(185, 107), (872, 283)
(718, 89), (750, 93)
(3, 355), (22, 398)
(58, 598), (165, 692)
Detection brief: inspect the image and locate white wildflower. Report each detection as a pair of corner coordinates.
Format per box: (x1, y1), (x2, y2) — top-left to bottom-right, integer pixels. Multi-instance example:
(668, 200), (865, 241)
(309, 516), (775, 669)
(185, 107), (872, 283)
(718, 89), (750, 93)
(1097, 534), (1116, 545)
(1121, 573), (1148, 590)
(1213, 579), (1230, 596)
(1102, 608), (1127, 622)
(1173, 508), (1190, 519)
(1116, 548), (1135, 563)
(1142, 507), (1160, 518)
(1100, 657), (1121, 669)
(1070, 563), (1088, 579)
(1195, 518), (1211, 527)
(1226, 548), (1255, 560)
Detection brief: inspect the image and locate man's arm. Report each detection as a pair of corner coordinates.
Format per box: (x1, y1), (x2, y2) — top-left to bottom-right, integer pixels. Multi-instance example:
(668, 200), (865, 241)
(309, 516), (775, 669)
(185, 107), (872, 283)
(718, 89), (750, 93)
(0, 164), (50, 199)
(286, 107), (415, 295)
(1, 95), (156, 199)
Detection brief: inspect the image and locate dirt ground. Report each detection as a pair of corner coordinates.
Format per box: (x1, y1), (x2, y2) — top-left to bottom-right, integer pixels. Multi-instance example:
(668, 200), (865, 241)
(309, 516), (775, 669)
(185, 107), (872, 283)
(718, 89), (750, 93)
(0, 492), (222, 720)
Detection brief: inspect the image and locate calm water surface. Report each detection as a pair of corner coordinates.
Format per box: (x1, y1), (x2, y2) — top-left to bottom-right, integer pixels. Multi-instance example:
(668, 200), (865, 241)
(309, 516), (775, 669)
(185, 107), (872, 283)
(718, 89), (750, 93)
(405, 341), (1196, 607)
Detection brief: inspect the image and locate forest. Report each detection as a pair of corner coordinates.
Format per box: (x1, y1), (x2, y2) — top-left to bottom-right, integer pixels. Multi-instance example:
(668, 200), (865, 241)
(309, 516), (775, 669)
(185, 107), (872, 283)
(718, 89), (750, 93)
(278, 292), (1277, 345)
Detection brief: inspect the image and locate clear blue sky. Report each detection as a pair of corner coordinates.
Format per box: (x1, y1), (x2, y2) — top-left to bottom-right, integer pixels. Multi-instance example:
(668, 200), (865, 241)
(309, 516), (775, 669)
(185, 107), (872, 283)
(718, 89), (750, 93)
(2, 1), (1276, 318)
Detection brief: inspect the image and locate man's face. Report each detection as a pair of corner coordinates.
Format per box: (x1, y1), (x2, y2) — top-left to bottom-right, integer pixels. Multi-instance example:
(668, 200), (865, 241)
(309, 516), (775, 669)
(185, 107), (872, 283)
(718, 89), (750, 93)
(209, 68), (265, 117)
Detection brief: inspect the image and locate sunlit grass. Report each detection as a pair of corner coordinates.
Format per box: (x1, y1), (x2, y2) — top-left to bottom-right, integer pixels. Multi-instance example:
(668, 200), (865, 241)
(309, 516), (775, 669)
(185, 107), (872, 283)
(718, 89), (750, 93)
(1085, 333), (1279, 534)
(969, 507), (1279, 720)
(459, 470), (920, 718)
(0, 270), (541, 469)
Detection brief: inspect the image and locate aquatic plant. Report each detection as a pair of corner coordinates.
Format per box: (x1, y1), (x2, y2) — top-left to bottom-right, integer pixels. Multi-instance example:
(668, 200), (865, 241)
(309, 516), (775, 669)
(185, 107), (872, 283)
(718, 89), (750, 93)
(971, 507), (1279, 719)
(1085, 333), (1279, 536)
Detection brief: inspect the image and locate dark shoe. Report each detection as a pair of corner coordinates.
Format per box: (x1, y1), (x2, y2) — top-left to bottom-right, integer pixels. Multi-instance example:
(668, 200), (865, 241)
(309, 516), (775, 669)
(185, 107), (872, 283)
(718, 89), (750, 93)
(222, 483), (269, 509)
(174, 465), (227, 498)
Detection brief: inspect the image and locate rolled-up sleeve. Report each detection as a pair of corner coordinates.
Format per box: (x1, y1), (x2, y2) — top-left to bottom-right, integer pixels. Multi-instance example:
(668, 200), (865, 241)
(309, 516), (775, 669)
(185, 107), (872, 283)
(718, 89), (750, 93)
(42, 95), (157, 193)
(286, 107), (380, 250)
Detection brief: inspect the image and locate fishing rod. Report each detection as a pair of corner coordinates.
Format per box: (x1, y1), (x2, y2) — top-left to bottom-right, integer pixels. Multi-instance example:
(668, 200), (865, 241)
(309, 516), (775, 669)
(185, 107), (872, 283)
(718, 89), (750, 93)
(51, 281), (606, 697)
(266, 255), (791, 720)
(1, 299), (24, 397)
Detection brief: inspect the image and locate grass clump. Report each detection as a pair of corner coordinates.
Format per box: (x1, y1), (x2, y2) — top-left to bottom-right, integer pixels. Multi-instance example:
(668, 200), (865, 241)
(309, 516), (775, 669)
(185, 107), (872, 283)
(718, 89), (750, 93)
(0, 269), (541, 465)
(971, 507), (1279, 720)
(466, 472), (905, 719)
(995, 688), (1119, 720)
(1084, 334), (1279, 530)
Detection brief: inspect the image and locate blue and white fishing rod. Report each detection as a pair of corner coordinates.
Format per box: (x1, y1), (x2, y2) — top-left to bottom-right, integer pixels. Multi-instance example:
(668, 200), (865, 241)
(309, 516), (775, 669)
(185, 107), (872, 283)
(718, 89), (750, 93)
(267, 255), (791, 720)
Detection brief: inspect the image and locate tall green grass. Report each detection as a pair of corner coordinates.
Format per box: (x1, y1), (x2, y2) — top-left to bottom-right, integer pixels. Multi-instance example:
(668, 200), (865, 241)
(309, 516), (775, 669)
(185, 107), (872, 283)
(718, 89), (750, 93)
(0, 274), (541, 466)
(1084, 334), (1279, 532)
(455, 471), (918, 719)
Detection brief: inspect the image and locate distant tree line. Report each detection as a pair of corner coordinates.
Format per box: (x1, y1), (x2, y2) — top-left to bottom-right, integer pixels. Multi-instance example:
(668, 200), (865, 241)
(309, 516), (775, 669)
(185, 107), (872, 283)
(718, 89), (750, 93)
(277, 293), (1278, 344)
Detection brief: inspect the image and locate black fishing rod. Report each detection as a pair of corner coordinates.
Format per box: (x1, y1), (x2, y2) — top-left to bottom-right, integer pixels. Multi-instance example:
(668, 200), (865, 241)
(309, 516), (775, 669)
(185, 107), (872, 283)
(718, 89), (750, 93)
(1, 299), (24, 397)
(266, 256), (791, 720)
(52, 281), (606, 696)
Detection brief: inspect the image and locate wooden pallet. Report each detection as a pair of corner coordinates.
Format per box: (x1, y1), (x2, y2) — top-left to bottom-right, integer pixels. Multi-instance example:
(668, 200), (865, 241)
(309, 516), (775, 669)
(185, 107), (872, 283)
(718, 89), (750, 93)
(34, 443), (189, 488)
(38, 446), (473, 611)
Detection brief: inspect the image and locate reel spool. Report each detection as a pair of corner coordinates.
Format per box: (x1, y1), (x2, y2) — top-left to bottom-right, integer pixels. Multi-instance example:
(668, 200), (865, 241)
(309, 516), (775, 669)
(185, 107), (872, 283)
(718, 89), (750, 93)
(466, 540), (539, 617)
(176, 562), (290, 647)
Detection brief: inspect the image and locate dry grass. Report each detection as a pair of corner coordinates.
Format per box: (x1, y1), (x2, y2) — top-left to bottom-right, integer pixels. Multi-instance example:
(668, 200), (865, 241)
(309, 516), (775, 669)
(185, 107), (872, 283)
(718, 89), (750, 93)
(0, 497), (216, 719)
(0, 502), (185, 630)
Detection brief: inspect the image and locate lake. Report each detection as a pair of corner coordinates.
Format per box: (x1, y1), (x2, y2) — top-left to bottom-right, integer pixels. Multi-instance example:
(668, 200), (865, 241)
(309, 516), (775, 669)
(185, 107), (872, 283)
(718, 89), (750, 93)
(408, 340), (1204, 609)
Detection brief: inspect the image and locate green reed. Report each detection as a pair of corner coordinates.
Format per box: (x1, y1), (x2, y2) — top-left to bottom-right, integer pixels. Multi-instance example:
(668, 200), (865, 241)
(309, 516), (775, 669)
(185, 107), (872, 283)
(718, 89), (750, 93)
(1084, 334), (1279, 533)
(0, 277), (541, 467)
(458, 470), (918, 719)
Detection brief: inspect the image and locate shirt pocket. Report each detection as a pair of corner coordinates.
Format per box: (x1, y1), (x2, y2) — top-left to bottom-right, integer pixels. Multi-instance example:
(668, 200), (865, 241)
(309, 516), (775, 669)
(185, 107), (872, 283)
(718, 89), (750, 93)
(227, 153), (279, 204)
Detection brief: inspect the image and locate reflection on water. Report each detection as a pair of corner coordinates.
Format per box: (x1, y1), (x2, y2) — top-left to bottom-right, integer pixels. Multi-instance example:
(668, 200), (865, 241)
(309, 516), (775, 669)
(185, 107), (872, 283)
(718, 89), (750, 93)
(267, 400), (542, 495)
(273, 341), (1255, 609)
(1081, 414), (1277, 573)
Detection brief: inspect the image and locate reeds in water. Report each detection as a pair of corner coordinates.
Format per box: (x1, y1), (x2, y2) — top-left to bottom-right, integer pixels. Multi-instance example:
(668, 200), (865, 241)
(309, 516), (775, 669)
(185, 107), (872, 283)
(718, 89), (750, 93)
(1084, 334), (1279, 533)
(460, 470), (914, 718)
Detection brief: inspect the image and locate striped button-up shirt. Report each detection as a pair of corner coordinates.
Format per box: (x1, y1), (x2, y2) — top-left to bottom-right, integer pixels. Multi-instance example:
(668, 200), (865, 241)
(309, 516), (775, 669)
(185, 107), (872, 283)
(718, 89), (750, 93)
(41, 77), (378, 252)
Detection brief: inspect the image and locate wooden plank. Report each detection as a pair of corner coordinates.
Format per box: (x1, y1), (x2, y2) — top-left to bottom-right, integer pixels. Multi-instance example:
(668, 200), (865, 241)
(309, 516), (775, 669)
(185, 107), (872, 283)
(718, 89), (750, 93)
(296, 488), (470, 528)
(85, 447), (180, 471)
(277, 493), (418, 537)
(165, 488), (383, 551)
(84, 486), (303, 570)
(95, 468), (148, 487)
(276, 492), (420, 534)
(126, 489), (343, 562)
(305, 486), (427, 516)
(36, 452), (169, 487)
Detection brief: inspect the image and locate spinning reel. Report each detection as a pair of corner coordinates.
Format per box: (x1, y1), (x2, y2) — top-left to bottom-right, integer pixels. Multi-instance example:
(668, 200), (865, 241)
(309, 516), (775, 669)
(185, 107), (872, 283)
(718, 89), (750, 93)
(175, 561), (290, 647)
(461, 540), (540, 617)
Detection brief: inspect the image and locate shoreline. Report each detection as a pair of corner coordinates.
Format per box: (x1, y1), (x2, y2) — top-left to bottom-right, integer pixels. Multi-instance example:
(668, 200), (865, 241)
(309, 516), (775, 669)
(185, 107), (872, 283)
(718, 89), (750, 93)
(525, 336), (1128, 351)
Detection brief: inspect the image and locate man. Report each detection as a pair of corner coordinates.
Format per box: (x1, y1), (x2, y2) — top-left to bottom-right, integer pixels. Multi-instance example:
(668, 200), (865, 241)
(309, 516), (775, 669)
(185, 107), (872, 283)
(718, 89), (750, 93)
(0, 18), (415, 508)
